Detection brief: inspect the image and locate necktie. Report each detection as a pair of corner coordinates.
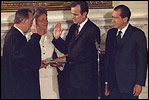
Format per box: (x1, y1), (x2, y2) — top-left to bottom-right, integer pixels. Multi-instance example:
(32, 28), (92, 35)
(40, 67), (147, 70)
(117, 31), (122, 44)
(75, 25), (80, 37)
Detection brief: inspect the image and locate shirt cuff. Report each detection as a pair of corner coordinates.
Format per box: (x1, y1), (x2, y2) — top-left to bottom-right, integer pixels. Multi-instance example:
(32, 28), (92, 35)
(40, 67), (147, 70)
(105, 82), (108, 84)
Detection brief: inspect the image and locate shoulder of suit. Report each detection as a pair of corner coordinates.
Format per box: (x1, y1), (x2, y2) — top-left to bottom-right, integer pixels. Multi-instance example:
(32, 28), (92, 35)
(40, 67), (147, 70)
(87, 19), (97, 26)
(127, 24), (145, 38)
(130, 25), (144, 33)
(106, 28), (117, 38)
(108, 28), (117, 33)
(10, 26), (19, 33)
(5, 26), (24, 43)
(70, 23), (77, 29)
(7, 26), (22, 37)
(85, 19), (100, 31)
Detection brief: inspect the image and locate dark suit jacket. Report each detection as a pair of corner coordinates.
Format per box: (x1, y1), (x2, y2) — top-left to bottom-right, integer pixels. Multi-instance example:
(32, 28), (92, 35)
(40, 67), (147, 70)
(2, 26), (41, 99)
(105, 24), (147, 93)
(53, 19), (100, 98)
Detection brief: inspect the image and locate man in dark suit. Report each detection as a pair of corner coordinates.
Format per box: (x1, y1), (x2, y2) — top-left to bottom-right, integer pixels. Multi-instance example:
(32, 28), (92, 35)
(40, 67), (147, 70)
(51, 1), (100, 99)
(104, 5), (147, 99)
(2, 9), (43, 99)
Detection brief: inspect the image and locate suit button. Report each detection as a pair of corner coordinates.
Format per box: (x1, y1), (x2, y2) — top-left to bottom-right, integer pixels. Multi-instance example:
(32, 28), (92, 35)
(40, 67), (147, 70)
(69, 62), (72, 64)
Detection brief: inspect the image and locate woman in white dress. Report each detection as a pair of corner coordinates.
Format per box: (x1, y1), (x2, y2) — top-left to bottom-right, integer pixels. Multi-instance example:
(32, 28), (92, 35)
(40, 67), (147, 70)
(26, 7), (64, 99)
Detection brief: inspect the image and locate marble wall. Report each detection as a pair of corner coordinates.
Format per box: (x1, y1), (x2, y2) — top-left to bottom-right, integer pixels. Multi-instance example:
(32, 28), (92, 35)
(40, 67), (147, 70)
(1, 18), (148, 54)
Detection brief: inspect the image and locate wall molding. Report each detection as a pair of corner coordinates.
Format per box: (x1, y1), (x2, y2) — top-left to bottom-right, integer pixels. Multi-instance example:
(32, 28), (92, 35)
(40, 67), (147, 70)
(1, 1), (113, 12)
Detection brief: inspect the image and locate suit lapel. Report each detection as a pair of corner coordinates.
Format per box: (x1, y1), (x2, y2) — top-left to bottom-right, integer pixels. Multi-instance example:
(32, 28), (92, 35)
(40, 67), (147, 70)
(70, 19), (91, 49)
(119, 24), (133, 48)
(113, 29), (118, 50)
(68, 24), (77, 49)
(75, 20), (89, 41)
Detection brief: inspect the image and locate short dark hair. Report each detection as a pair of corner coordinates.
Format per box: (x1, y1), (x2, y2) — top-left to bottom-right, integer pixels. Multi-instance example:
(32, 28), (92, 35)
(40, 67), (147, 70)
(32, 7), (47, 20)
(71, 1), (88, 15)
(114, 5), (131, 21)
(14, 9), (32, 24)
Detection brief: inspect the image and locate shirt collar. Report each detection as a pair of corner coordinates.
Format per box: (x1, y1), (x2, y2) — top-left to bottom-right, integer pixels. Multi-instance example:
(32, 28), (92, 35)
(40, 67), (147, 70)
(117, 23), (129, 37)
(13, 25), (25, 36)
(78, 18), (88, 33)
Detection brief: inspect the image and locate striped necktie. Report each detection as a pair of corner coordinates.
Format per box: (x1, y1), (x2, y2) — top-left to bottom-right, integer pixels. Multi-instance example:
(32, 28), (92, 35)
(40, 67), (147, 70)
(75, 25), (80, 37)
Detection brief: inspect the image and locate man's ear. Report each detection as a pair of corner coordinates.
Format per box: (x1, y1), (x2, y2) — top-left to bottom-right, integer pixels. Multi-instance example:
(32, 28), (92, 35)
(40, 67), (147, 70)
(21, 19), (26, 24)
(83, 12), (87, 17)
(123, 17), (128, 22)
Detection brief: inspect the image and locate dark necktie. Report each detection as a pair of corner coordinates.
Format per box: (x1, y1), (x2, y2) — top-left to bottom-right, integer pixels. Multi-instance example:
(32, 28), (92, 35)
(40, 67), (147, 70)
(75, 25), (80, 37)
(117, 31), (122, 44)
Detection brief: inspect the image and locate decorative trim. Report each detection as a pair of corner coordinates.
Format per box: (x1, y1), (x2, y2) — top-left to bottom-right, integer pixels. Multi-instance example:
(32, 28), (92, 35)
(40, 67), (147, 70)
(1, 1), (113, 12)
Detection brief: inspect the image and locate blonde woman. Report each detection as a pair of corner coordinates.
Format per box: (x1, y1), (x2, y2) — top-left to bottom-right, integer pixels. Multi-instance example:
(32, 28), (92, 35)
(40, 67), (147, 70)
(26, 7), (64, 99)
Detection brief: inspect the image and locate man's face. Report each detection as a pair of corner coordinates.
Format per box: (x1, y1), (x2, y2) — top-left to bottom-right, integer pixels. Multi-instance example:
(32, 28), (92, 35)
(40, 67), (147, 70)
(112, 9), (127, 30)
(36, 14), (48, 32)
(24, 12), (33, 33)
(71, 5), (86, 24)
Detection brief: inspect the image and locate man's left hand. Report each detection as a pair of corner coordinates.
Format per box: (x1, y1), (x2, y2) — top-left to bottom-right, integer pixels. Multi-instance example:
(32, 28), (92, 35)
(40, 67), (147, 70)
(133, 84), (142, 96)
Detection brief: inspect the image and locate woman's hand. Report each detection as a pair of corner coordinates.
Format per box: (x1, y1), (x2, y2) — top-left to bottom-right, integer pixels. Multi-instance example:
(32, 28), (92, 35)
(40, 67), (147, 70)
(31, 19), (45, 35)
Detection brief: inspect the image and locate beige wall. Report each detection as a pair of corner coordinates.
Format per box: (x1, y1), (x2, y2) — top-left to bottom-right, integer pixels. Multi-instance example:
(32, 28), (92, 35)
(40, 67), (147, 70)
(1, 1), (148, 99)
(113, 1), (148, 18)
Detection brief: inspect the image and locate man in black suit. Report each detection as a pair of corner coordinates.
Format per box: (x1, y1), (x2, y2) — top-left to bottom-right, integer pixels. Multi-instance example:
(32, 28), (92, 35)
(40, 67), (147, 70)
(104, 5), (147, 99)
(2, 9), (43, 99)
(51, 1), (100, 99)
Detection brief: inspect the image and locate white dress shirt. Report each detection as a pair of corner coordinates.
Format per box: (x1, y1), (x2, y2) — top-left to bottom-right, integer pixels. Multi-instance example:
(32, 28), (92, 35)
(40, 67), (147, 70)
(78, 18), (88, 34)
(117, 23), (129, 38)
